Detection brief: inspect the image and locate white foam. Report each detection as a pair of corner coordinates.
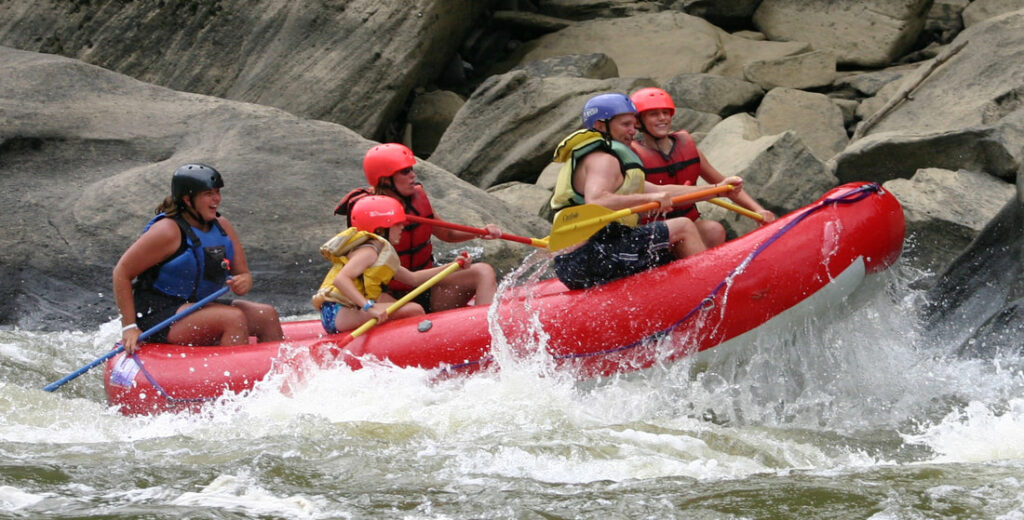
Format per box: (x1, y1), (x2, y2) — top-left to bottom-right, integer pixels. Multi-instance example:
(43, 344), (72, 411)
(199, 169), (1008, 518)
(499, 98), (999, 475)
(170, 473), (319, 519)
(904, 398), (1024, 463)
(0, 485), (46, 511)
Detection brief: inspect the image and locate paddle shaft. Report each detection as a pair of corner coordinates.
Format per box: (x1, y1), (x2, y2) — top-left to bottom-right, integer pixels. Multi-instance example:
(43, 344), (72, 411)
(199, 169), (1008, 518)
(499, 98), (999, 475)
(404, 214), (548, 248)
(42, 284), (232, 392)
(561, 184), (734, 234)
(548, 184), (736, 250)
(708, 198), (765, 222)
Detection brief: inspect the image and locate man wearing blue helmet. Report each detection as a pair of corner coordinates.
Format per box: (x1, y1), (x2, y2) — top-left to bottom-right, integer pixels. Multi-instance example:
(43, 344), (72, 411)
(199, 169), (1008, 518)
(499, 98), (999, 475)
(549, 92), (744, 289)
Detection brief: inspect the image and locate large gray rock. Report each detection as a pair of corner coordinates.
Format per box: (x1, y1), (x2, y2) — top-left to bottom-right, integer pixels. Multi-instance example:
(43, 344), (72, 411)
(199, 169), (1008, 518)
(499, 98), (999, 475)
(429, 70), (653, 189)
(884, 168), (1017, 277)
(408, 90), (466, 157)
(511, 53), (620, 80)
(534, 0), (660, 20)
(508, 11), (809, 83)
(0, 0), (486, 140)
(834, 13), (1024, 184)
(742, 50), (837, 90)
(755, 87), (850, 162)
(753, 0), (932, 67)
(662, 73), (765, 117)
(671, 0), (764, 27)
(699, 113), (839, 236)
(0, 46), (547, 329)
(922, 177), (1024, 353)
(962, 0), (1024, 28)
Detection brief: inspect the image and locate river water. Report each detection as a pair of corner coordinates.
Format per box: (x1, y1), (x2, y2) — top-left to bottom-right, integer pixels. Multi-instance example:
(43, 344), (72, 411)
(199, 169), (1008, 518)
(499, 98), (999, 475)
(2, 257), (1023, 519)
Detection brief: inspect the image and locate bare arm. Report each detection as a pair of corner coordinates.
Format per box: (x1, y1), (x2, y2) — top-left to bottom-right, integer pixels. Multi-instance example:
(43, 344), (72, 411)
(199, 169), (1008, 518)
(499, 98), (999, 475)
(112, 219), (181, 353)
(577, 152), (671, 210)
(333, 246), (380, 310)
(392, 253), (470, 287)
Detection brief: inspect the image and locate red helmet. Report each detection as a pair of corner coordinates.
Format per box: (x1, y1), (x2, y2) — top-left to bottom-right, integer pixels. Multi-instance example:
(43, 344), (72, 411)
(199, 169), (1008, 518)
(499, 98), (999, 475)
(363, 143), (416, 186)
(350, 195), (407, 232)
(630, 87), (676, 116)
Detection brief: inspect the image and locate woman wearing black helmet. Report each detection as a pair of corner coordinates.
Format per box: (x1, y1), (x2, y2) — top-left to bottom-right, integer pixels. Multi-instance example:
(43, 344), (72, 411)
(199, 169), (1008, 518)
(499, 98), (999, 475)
(112, 163), (283, 354)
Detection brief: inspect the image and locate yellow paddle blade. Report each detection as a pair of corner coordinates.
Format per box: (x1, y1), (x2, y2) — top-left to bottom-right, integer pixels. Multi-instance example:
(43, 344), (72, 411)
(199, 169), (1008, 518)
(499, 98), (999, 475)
(548, 204), (628, 251)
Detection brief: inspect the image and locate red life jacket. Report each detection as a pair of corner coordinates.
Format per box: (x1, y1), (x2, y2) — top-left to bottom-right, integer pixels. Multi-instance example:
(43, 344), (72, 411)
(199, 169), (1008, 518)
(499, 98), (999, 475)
(630, 130), (702, 223)
(333, 184), (436, 291)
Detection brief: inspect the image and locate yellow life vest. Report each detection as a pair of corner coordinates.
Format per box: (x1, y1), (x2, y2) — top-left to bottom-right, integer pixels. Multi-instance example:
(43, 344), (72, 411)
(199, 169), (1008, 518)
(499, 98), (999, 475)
(311, 228), (401, 310)
(549, 129), (646, 226)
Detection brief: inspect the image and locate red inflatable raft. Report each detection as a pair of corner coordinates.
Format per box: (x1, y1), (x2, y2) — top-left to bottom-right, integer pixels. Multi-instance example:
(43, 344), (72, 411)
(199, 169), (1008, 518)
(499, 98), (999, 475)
(105, 183), (904, 415)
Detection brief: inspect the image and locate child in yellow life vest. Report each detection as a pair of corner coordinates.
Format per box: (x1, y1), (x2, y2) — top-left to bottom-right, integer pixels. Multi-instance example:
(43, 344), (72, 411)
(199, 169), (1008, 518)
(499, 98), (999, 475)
(312, 195), (472, 334)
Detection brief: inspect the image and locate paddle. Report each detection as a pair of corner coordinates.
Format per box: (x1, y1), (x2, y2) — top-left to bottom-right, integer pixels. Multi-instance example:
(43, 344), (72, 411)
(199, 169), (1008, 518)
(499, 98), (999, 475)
(404, 214), (549, 249)
(331, 257), (466, 350)
(548, 184), (735, 251)
(42, 284), (231, 392)
(708, 198), (766, 222)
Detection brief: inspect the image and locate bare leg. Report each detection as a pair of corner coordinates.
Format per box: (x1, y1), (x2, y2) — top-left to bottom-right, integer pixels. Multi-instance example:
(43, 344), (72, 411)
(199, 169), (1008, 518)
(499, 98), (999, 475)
(429, 263), (497, 311)
(665, 217), (707, 259)
(695, 219), (726, 249)
(166, 302), (249, 346)
(232, 300), (284, 341)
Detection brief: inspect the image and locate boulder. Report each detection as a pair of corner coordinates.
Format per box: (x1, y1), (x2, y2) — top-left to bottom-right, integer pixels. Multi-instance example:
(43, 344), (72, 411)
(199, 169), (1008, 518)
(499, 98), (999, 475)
(0, 0), (487, 140)
(408, 90), (466, 157)
(922, 179), (1023, 353)
(507, 11), (809, 83)
(429, 70), (654, 188)
(884, 168), (1018, 277)
(486, 181), (555, 218)
(511, 53), (619, 79)
(753, 0), (932, 67)
(742, 50), (837, 90)
(699, 114), (839, 236)
(755, 87), (850, 161)
(835, 13), (1024, 184)
(854, 13), (1024, 138)
(662, 73), (765, 117)
(962, 0), (1024, 28)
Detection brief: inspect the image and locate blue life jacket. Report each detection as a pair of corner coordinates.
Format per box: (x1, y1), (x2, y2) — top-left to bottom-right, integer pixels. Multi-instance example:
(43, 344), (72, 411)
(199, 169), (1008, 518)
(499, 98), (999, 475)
(134, 213), (234, 301)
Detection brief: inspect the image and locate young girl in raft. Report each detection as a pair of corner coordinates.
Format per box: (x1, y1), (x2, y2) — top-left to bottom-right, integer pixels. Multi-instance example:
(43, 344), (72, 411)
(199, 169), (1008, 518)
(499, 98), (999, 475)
(312, 195), (471, 334)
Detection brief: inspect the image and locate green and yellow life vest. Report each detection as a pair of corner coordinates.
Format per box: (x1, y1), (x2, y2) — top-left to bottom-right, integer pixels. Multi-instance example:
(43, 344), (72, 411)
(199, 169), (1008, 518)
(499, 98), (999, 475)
(311, 228), (401, 310)
(549, 129), (647, 226)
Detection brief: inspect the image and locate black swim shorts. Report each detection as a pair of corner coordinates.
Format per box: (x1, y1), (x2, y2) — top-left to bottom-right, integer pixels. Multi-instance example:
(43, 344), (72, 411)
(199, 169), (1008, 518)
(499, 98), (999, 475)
(553, 221), (674, 290)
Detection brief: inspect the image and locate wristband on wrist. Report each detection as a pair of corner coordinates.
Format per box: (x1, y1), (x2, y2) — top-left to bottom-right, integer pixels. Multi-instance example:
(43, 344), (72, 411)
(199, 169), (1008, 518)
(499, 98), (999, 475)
(121, 323), (139, 333)
(361, 299), (375, 312)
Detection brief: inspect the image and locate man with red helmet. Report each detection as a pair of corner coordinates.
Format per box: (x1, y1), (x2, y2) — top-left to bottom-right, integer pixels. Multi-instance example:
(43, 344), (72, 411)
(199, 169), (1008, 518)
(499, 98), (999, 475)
(630, 87), (775, 248)
(333, 143), (497, 312)
(313, 195), (474, 333)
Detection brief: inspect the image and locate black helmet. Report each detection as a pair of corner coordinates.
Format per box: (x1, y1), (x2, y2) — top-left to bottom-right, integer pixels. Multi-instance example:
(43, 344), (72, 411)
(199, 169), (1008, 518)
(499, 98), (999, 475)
(172, 163), (224, 203)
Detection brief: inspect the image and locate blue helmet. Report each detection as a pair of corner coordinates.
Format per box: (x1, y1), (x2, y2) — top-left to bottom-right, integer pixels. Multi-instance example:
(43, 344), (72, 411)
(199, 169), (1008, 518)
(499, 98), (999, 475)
(581, 93), (637, 130)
